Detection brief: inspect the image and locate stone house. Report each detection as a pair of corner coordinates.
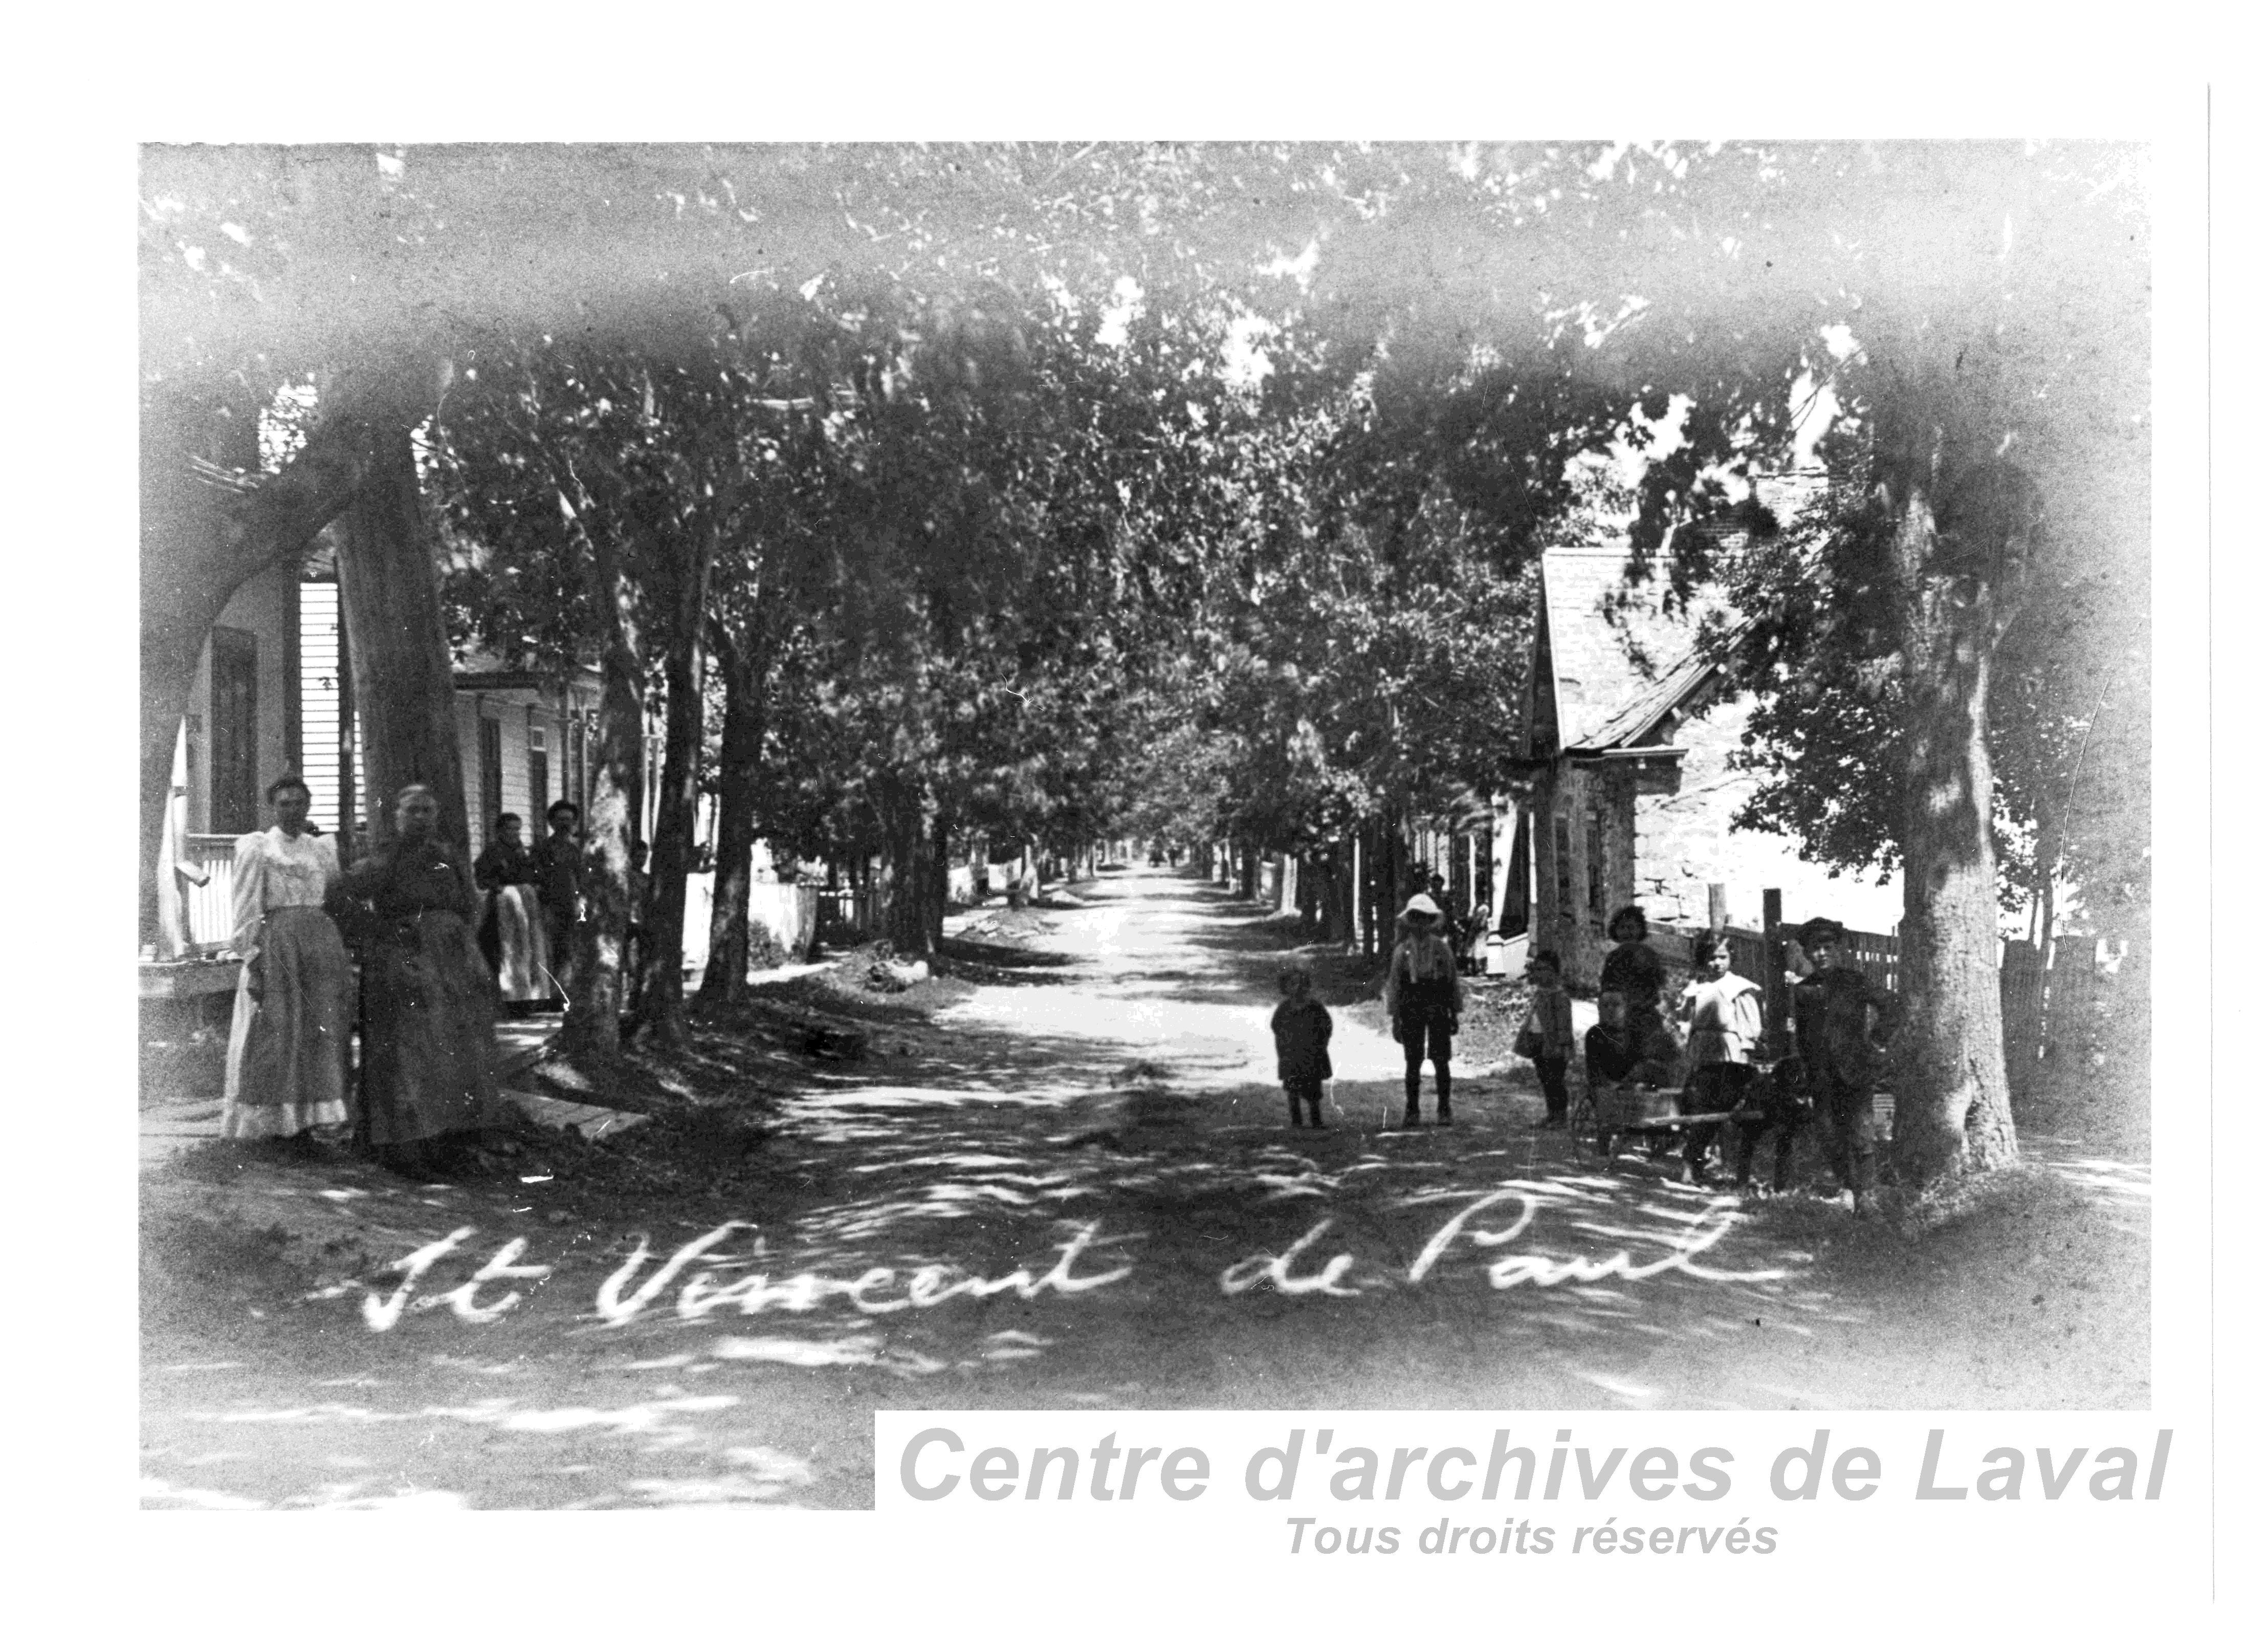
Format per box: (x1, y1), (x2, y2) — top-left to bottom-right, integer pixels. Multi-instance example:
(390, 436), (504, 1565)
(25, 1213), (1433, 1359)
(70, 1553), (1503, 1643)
(1510, 541), (1902, 989)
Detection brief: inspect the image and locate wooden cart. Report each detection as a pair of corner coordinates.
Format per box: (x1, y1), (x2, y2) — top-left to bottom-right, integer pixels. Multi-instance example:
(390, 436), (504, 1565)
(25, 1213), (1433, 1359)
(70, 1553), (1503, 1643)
(1570, 1078), (1764, 1169)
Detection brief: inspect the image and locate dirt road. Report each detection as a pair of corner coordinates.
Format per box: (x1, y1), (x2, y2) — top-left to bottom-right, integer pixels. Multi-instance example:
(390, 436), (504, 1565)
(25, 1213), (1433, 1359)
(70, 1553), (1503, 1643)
(141, 865), (2149, 1509)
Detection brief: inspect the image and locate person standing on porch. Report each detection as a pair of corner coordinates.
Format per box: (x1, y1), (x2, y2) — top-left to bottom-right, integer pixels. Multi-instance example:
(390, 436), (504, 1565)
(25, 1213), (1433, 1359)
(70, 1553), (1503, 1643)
(473, 812), (553, 1008)
(531, 798), (583, 1005)
(1384, 893), (1465, 1127)
(219, 775), (351, 1148)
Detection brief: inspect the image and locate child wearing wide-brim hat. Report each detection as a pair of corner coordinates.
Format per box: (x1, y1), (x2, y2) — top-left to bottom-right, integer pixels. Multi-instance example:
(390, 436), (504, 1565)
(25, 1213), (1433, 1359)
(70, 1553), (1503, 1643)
(1384, 894), (1464, 1127)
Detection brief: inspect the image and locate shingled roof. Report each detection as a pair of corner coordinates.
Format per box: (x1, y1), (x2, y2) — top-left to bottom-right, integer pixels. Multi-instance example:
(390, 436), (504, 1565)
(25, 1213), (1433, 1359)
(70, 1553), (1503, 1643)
(1525, 475), (1824, 760)
(1533, 551), (1717, 753)
(1573, 635), (1738, 751)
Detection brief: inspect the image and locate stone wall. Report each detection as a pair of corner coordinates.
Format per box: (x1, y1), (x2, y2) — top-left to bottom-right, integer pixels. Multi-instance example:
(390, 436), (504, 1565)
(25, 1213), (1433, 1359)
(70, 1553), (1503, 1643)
(1632, 691), (1904, 936)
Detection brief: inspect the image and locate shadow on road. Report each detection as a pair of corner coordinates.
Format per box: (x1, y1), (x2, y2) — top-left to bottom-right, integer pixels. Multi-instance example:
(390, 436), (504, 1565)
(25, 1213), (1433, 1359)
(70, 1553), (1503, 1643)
(140, 862), (2150, 1510)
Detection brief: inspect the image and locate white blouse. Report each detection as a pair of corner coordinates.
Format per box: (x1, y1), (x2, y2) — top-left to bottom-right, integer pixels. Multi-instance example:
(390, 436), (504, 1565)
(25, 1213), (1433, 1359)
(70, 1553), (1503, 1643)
(1680, 971), (1763, 1067)
(230, 828), (342, 955)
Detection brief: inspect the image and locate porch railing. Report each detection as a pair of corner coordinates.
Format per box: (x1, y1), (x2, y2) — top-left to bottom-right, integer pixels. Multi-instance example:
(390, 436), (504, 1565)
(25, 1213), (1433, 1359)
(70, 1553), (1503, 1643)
(171, 834), (242, 954)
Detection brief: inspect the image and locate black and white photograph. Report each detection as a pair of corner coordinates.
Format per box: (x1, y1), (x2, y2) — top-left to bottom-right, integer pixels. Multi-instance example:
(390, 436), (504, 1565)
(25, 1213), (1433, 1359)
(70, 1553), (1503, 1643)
(58, 22), (2241, 1642)
(136, 133), (2154, 1492)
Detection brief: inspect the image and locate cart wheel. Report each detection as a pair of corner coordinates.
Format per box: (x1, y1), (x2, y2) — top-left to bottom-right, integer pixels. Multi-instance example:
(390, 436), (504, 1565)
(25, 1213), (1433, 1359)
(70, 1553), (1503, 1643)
(1569, 1097), (1596, 1157)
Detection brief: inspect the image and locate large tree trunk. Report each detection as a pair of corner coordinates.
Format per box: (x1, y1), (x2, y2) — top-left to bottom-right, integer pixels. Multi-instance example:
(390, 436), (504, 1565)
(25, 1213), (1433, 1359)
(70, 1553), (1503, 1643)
(697, 620), (768, 1006)
(335, 420), (471, 855)
(1886, 468), (2029, 1187)
(635, 530), (719, 1052)
(138, 392), (373, 945)
(931, 815), (954, 947)
(1321, 839), (1351, 946)
(878, 775), (942, 954)
(560, 509), (645, 1059)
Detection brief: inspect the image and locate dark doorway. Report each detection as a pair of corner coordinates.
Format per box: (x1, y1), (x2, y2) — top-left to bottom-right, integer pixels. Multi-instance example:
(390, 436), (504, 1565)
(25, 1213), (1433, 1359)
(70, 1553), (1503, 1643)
(478, 715), (503, 845)
(529, 728), (549, 827)
(209, 627), (258, 836)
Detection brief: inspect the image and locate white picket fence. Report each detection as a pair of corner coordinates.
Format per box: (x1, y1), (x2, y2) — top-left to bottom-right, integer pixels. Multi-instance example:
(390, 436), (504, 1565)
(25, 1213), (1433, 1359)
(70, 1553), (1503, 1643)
(680, 872), (817, 974)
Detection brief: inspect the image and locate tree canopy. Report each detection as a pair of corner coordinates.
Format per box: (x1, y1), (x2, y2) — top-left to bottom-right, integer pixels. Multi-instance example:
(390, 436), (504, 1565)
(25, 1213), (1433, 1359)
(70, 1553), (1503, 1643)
(141, 141), (2148, 1180)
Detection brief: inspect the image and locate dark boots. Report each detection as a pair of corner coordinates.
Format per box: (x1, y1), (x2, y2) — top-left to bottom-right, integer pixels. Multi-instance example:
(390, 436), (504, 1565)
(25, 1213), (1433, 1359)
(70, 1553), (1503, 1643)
(1400, 1068), (1452, 1127)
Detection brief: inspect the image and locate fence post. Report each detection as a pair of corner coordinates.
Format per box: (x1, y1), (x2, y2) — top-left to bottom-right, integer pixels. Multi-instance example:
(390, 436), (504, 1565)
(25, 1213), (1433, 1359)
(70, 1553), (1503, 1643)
(2000, 938), (2045, 1099)
(1762, 888), (1787, 1062)
(1708, 882), (1727, 932)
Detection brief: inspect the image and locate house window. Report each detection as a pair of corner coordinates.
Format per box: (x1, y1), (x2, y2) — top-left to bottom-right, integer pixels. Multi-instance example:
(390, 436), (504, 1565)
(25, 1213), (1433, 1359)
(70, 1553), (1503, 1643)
(1586, 797), (1608, 920)
(478, 714), (503, 840)
(529, 724), (550, 823)
(1553, 815), (1573, 918)
(567, 712), (586, 816)
(209, 627), (259, 836)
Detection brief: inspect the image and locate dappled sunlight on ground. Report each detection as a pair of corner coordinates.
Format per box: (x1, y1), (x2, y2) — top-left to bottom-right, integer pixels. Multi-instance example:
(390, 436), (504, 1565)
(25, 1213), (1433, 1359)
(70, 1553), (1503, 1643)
(142, 863), (2150, 1507)
(2035, 1152), (2151, 1209)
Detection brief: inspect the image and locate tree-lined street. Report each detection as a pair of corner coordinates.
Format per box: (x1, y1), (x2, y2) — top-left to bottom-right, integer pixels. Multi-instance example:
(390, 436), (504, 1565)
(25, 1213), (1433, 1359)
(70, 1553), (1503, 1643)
(142, 142), (2147, 1189)
(140, 143), (2153, 1512)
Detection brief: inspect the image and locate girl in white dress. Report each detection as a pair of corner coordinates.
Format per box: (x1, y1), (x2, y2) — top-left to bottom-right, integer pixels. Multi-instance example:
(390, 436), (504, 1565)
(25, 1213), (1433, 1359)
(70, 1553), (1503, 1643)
(219, 776), (352, 1143)
(1675, 931), (1763, 1184)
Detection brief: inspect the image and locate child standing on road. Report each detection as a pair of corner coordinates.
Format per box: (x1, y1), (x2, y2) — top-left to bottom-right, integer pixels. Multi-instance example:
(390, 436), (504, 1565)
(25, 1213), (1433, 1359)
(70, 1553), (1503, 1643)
(1792, 916), (1897, 1214)
(1270, 966), (1334, 1129)
(1676, 930), (1763, 1185)
(1517, 949), (1577, 1124)
(1385, 894), (1465, 1127)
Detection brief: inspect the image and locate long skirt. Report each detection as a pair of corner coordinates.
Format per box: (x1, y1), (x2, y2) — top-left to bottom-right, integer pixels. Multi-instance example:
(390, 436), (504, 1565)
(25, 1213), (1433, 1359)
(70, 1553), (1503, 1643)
(487, 883), (554, 1003)
(541, 901), (576, 1002)
(356, 910), (510, 1147)
(221, 906), (352, 1138)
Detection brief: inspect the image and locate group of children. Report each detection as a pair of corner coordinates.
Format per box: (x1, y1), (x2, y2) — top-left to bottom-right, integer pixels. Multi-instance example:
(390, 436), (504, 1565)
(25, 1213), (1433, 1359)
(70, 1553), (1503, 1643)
(1269, 890), (1467, 1130)
(1266, 898), (1893, 1206)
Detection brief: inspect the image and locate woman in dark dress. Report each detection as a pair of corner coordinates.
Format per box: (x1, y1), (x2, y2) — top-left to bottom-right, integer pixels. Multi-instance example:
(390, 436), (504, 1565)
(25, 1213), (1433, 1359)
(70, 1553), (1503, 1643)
(332, 784), (510, 1173)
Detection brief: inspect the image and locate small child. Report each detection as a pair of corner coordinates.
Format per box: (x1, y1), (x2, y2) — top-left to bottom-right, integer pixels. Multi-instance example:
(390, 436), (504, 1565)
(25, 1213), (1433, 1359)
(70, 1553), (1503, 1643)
(1519, 949), (1578, 1123)
(1675, 929), (1762, 1185)
(1270, 965), (1334, 1128)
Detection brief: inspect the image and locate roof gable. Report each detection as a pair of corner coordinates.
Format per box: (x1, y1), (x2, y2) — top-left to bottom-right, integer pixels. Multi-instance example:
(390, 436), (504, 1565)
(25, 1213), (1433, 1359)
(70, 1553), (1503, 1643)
(1535, 550), (1714, 750)
(1527, 473), (1824, 757)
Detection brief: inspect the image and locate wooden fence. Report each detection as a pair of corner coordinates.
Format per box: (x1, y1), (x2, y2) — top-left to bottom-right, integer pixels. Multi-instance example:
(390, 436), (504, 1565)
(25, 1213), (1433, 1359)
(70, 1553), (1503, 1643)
(1665, 916), (2116, 1090)
(683, 874), (818, 972)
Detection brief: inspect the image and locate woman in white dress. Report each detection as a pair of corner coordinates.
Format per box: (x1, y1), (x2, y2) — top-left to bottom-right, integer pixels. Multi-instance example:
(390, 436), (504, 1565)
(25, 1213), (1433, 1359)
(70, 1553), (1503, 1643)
(1675, 930), (1764, 1185)
(219, 775), (353, 1144)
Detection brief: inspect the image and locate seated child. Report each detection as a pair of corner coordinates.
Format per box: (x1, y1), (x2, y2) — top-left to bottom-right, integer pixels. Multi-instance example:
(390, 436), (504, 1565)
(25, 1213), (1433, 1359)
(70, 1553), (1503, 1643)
(1269, 966), (1334, 1128)
(1583, 989), (1637, 1083)
(1584, 988), (1683, 1090)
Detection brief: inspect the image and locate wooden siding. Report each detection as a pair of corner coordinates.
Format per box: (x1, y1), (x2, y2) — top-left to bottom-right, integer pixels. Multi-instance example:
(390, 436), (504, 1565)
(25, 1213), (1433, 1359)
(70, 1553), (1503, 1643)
(298, 581), (347, 835)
